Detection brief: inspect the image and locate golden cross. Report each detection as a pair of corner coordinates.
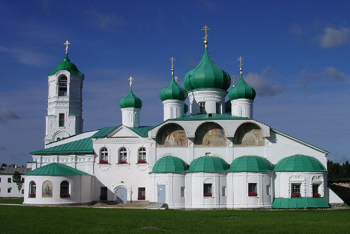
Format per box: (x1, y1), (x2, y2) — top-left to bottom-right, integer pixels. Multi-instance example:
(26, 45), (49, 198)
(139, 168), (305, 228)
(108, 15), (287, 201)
(175, 76), (178, 82)
(64, 40), (70, 55)
(232, 76), (236, 87)
(201, 25), (210, 40)
(129, 76), (133, 88)
(170, 57), (176, 74)
(237, 56), (244, 68)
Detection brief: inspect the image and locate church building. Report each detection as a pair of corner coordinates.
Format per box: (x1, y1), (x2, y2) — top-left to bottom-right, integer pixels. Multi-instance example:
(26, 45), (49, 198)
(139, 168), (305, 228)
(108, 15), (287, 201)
(23, 27), (342, 209)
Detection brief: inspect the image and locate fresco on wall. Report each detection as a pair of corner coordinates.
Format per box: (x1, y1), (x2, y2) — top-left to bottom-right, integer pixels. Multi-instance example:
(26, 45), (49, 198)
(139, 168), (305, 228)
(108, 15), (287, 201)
(194, 123), (227, 147)
(42, 180), (53, 198)
(233, 123), (264, 146)
(156, 124), (188, 147)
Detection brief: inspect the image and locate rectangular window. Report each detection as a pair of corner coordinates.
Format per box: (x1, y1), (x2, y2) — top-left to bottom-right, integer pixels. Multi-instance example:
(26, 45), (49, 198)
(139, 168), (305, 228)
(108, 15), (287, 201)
(199, 102), (206, 114)
(138, 187), (146, 200)
(291, 184), (301, 197)
(21, 189), (24, 194)
(248, 183), (257, 196)
(8, 187), (12, 193)
(216, 102), (221, 114)
(0, 178), (1, 182)
(8, 178), (11, 183)
(181, 187), (185, 197)
(100, 187), (107, 200)
(222, 186), (226, 196)
(204, 183), (212, 197)
(266, 185), (270, 195)
(59, 113), (65, 127)
(22, 178), (25, 183)
(312, 184), (321, 197)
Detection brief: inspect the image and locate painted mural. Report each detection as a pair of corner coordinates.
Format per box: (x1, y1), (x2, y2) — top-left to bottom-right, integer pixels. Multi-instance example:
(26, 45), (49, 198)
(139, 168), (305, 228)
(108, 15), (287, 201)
(42, 180), (53, 197)
(233, 123), (264, 146)
(194, 122), (227, 147)
(156, 124), (188, 147)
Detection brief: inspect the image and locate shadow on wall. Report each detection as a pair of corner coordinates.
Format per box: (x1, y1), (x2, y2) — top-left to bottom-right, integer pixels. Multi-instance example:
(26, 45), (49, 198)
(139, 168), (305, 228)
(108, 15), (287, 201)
(328, 182), (350, 205)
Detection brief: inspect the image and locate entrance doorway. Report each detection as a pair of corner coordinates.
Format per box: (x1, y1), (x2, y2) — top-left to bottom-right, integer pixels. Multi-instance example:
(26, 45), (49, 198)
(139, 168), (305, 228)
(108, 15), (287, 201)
(157, 185), (166, 203)
(116, 187), (127, 204)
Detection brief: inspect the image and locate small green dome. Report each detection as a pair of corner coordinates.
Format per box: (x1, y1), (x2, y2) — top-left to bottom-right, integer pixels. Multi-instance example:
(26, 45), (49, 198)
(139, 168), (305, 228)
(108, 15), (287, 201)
(159, 78), (188, 101)
(274, 155), (326, 172)
(152, 156), (189, 173)
(184, 103), (188, 114)
(119, 89), (142, 109)
(48, 56), (83, 76)
(228, 156), (273, 172)
(189, 156), (229, 173)
(228, 77), (256, 100)
(184, 49), (231, 91)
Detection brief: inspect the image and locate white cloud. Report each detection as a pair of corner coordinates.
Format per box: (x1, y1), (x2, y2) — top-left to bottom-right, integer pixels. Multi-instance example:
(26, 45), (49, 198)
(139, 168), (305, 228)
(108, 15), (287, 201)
(87, 11), (127, 32)
(0, 106), (19, 124)
(244, 67), (283, 97)
(300, 67), (348, 84)
(0, 47), (52, 67)
(321, 67), (348, 81)
(318, 27), (350, 48)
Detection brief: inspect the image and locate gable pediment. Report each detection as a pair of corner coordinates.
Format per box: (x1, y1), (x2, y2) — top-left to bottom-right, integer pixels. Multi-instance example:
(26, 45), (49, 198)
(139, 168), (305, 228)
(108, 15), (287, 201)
(108, 126), (140, 138)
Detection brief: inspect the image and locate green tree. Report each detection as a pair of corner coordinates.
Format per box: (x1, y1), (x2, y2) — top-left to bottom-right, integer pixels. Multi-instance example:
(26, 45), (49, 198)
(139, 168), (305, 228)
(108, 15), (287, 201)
(12, 171), (23, 193)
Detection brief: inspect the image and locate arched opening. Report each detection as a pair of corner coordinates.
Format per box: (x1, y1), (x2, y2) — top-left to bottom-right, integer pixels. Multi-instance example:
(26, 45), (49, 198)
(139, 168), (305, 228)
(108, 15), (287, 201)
(194, 122), (226, 147)
(58, 76), (68, 96)
(138, 147), (147, 163)
(60, 181), (70, 198)
(29, 181), (36, 198)
(156, 123), (188, 147)
(233, 123), (264, 146)
(118, 147), (128, 164)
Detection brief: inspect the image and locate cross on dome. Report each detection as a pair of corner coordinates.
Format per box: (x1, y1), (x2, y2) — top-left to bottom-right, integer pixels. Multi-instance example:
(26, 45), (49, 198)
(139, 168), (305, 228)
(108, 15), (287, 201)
(64, 40), (70, 55)
(201, 25), (210, 48)
(170, 57), (176, 75)
(129, 76), (134, 88)
(238, 56), (244, 75)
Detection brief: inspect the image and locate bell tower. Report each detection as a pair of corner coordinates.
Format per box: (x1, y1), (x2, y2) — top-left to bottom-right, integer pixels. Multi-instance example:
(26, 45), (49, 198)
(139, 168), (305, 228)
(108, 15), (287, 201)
(44, 40), (84, 145)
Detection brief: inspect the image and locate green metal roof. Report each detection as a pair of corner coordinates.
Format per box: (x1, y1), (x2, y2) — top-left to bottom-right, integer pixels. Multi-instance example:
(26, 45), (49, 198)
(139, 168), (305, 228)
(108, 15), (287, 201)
(272, 197), (329, 209)
(272, 128), (330, 154)
(92, 126), (118, 138)
(228, 76), (256, 101)
(48, 56), (83, 76)
(128, 126), (155, 137)
(188, 156), (229, 173)
(152, 156), (189, 173)
(274, 155), (327, 172)
(26, 163), (91, 176)
(159, 77), (187, 101)
(228, 156), (274, 172)
(173, 113), (248, 121)
(31, 127), (117, 155)
(30, 137), (93, 155)
(184, 48), (231, 91)
(119, 88), (142, 109)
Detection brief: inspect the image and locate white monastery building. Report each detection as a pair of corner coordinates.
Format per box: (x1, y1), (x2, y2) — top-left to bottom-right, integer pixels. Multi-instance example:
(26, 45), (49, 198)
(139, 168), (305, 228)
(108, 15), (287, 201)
(23, 29), (343, 209)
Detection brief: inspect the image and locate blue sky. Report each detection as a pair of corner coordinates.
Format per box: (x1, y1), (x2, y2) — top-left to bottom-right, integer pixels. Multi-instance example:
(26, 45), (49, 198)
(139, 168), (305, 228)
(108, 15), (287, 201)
(1, 0), (349, 165)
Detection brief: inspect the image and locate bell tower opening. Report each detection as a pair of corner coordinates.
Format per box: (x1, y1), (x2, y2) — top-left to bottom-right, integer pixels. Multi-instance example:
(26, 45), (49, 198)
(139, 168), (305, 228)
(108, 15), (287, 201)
(58, 76), (68, 96)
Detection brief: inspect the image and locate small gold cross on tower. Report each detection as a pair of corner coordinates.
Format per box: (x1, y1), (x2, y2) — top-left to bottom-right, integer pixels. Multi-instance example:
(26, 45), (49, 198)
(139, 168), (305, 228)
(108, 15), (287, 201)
(129, 76), (134, 88)
(201, 25), (210, 48)
(170, 57), (176, 75)
(237, 56), (244, 74)
(232, 76), (236, 87)
(64, 40), (70, 55)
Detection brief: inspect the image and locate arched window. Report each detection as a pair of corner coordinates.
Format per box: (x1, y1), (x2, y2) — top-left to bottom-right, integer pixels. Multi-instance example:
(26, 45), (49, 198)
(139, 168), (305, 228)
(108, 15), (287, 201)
(60, 181), (70, 198)
(58, 76), (68, 96)
(194, 122), (227, 147)
(100, 147), (108, 164)
(199, 102), (206, 114)
(119, 147), (128, 164)
(156, 123), (188, 147)
(29, 181), (36, 198)
(138, 147), (147, 163)
(233, 123), (264, 147)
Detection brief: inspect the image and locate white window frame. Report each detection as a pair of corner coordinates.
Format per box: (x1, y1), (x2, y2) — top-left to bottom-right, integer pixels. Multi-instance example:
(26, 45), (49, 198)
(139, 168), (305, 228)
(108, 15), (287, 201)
(100, 147), (109, 164)
(138, 147), (147, 163)
(119, 147), (128, 164)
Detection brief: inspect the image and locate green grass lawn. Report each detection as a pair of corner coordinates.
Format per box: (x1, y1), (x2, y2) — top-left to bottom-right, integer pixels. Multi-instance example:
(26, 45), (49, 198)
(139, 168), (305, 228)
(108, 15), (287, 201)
(0, 205), (349, 234)
(0, 197), (24, 204)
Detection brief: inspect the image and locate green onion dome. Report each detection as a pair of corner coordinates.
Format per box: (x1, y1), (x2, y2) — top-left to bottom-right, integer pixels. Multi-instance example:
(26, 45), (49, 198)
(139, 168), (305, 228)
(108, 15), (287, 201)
(228, 77), (256, 100)
(228, 156), (273, 172)
(48, 55), (83, 76)
(184, 103), (188, 114)
(184, 49), (231, 91)
(152, 156), (189, 173)
(274, 155), (326, 172)
(159, 77), (188, 101)
(119, 88), (142, 109)
(188, 156), (229, 173)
